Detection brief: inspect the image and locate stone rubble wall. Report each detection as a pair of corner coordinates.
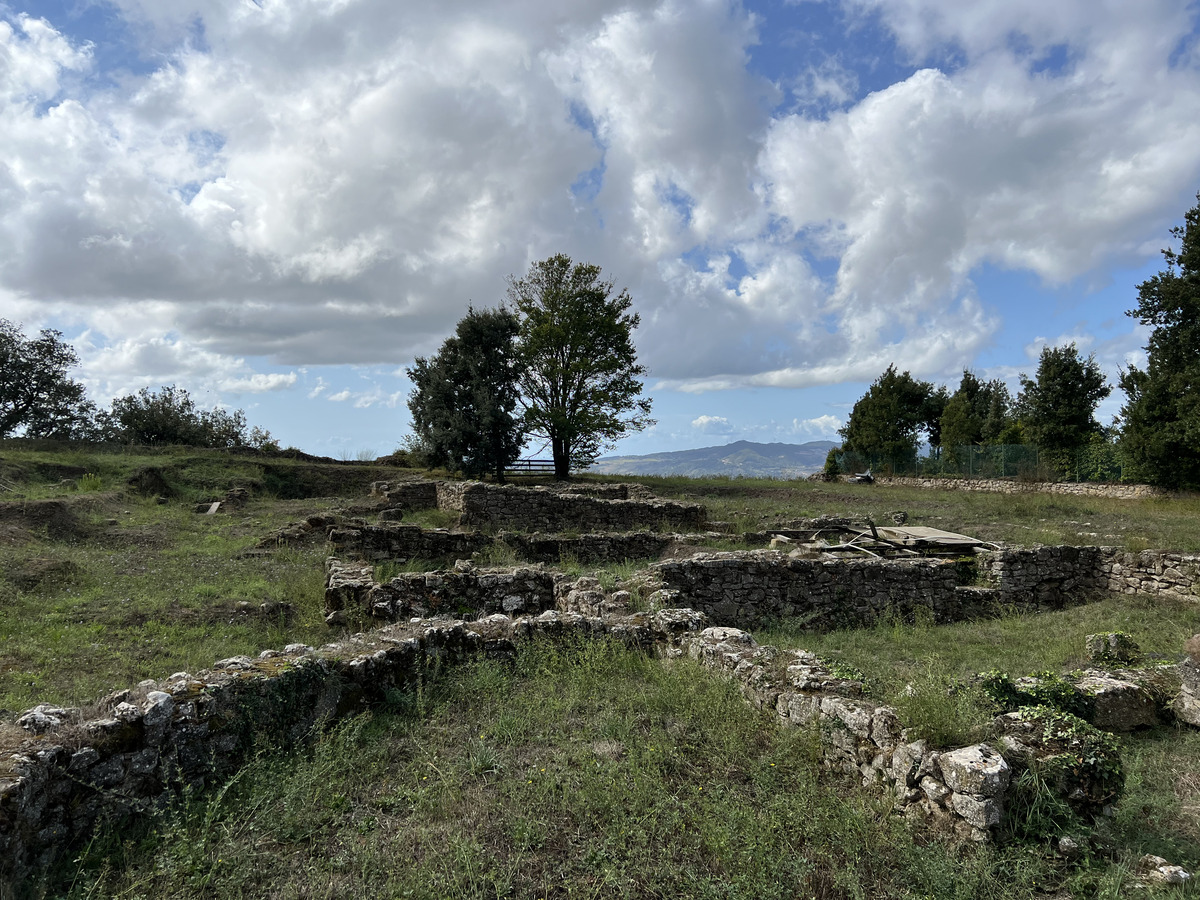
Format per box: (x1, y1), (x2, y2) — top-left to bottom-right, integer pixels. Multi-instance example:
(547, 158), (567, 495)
(437, 481), (707, 532)
(976, 546), (1107, 606)
(2, 604), (1138, 889)
(361, 564), (558, 621)
(650, 551), (1001, 630)
(328, 523), (729, 568)
(0, 609), (708, 890)
(1097, 550), (1200, 598)
(683, 627), (1121, 843)
(651, 547), (1200, 631)
(328, 523), (491, 562)
(874, 476), (1164, 501)
(369, 480), (439, 509)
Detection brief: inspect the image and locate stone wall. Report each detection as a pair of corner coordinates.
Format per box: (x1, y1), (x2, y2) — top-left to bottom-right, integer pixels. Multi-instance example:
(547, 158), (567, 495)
(0, 609), (709, 889)
(328, 523), (490, 562)
(1098, 550), (1200, 598)
(437, 481), (706, 532)
(329, 522), (734, 569)
(976, 546), (1107, 606)
(687, 626), (1122, 842)
(369, 480), (439, 509)
(324, 559), (559, 622)
(651, 546), (1200, 631)
(874, 475), (1164, 501)
(4, 608), (1128, 888)
(650, 551), (998, 630)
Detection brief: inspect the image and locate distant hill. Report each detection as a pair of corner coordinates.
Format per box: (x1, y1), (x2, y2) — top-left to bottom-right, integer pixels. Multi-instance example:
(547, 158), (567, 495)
(588, 440), (838, 479)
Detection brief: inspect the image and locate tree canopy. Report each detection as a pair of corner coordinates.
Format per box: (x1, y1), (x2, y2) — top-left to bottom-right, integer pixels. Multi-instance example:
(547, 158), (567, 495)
(406, 307), (524, 481)
(839, 365), (941, 468)
(103, 385), (266, 448)
(1017, 344), (1110, 473)
(508, 255), (653, 479)
(0, 320), (94, 438)
(939, 370), (1017, 459)
(1119, 191), (1200, 489)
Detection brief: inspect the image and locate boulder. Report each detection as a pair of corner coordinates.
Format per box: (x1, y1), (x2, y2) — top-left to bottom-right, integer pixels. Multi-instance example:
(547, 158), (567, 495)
(1075, 671), (1159, 731)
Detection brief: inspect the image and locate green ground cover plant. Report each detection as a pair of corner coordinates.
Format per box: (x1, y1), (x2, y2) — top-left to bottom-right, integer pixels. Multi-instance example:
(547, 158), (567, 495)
(42, 640), (1169, 900)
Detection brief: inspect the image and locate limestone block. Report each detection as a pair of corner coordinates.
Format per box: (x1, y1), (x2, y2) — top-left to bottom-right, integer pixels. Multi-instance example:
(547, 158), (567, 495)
(920, 775), (951, 805)
(950, 791), (1003, 829)
(16, 704), (78, 734)
(938, 744), (1010, 798)
(1176, 658), (1200, 727)
(820, 696), (875, 739)
(1075, 672), (1158, 731)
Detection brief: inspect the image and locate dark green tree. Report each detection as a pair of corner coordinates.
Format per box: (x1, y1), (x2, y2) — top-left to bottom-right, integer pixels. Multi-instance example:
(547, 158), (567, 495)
(508, 255), (653, 479)
(839, 365), (939, 471)
(0, 319), (94, 438)
(939, 371), (1016, 459)
(1119, 192), (1200, 489)
(406, 306), (524, 481)
(1017, 344), (1110, 474)
(103, 385), (266, 448)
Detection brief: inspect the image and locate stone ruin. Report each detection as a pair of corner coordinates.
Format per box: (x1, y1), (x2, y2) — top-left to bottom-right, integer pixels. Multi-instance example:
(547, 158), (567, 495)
(5, 475), (1200, 890)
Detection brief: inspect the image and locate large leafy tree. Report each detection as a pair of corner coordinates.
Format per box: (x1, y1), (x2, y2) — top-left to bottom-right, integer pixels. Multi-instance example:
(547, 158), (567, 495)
(0, 319), (94, 438)
(939, 370), (1016, 458)
(508, 255), (653, 479)
(102, 385), (264, 448)
(1017, 343), (1110, 474)
(407, 307), (524, 481)
(1119, 192), (1200, 489)
(839, 365), (940, 470)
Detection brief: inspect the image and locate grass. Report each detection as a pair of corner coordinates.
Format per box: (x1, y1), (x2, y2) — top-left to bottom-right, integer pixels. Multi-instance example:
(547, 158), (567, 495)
(5, 448), (1200, 897)
(758, 594), (1200, 701)
(0, 495), (333, 713)
(623, 473), (1200, 552)
(40, 639), (1170, 900)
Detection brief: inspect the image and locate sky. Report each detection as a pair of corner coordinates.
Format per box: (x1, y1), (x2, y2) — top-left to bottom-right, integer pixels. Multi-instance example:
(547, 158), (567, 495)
(2, 0), (1199, 459)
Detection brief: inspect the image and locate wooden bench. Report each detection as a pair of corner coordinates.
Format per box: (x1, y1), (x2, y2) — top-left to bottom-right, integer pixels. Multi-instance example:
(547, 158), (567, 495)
(504, 459), (558, 478)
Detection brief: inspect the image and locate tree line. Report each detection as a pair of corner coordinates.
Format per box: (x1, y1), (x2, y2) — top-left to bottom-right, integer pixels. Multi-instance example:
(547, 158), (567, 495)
(839, 191), (1200, 490)
(406, 254), (653, 481)
(0, 321), (278, 450)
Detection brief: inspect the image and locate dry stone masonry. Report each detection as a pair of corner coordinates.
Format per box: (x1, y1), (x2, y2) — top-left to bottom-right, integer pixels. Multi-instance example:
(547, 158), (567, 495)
(874, 475), (1164, 500)
(436, 481), (706, 531)
(325, 559), (558, 624)
(684, 627), (1122, 842)
(0, 609), (708, 889)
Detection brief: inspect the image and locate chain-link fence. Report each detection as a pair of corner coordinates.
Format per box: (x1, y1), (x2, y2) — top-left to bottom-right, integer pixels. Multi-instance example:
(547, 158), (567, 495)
(837, 443), (1127, 483)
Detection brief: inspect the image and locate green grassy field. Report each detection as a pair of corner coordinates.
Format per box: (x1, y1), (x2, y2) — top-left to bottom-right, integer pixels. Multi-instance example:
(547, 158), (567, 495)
(48, 641), (1184, 900)
(4, 444), (1200, 898)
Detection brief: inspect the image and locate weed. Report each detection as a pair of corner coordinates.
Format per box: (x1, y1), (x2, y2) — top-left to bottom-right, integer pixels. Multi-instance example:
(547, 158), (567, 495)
(75, 473), (102, 492)
(891, 656), (995, 748)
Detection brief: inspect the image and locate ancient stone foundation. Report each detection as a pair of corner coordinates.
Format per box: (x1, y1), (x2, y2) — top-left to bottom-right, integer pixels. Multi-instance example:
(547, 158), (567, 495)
(874, 475), (1164, 501)
(687, 626), (1121, 842)
(436, 481), (706, 531)
(3, 609), (1131, 890)
(324, 558), (558, 623)
(648, 546), (1200, 630)
(327, 522), (729, 568)
(0, 609), (706, 889)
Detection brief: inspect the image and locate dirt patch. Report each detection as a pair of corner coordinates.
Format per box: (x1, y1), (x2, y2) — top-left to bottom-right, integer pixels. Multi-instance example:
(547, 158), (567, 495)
(0, 499), (92, 541)
(127, 466), (176, 498)
(32, 462), (88, 482)
(7, 557), (83, 591)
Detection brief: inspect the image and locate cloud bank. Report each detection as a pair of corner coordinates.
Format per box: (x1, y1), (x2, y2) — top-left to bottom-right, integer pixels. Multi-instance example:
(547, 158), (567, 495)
(1, 0), (1197, 411)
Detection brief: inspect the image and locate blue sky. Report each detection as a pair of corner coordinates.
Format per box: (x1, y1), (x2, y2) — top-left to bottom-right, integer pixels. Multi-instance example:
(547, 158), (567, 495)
(2, 0), (1199, 458)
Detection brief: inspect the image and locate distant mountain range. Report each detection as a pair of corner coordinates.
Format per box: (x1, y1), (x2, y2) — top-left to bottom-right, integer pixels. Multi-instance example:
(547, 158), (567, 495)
(588, 440), (838, 479)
